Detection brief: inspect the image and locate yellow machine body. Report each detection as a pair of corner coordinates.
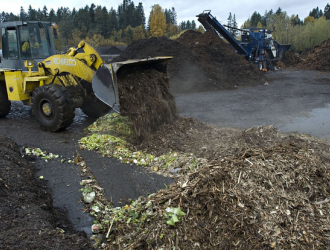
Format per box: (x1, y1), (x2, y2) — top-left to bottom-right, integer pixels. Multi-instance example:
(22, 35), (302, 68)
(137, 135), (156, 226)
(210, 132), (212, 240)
(0, 19), (171, 131)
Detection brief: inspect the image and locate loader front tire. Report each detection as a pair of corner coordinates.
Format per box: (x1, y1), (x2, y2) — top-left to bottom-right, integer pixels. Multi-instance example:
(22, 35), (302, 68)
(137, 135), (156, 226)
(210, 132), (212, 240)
(0, 82), (11, 118)
(80, 98), (111, 118)
(32, 84), (75, 132)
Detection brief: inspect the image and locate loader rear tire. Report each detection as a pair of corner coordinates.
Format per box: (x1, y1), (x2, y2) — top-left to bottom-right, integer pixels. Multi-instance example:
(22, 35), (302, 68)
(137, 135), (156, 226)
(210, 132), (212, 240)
(32, 84), (75, 132)
(0, 82), (11, 118)
(80, 98), (111, 118)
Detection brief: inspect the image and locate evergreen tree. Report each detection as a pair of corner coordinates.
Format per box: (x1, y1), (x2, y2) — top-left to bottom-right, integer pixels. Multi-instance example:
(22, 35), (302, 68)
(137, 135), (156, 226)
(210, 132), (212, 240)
(36, 8), (43, 21)
(232, 14), (238, 37)
(56, 7), (64, 23)
(71, 8), (78, 28)
(325, 3), (330, 20)
(20, 6), (27, 21)
(186, 20), (192, 29)
(10, 13), (19, 21)
(0, 12), (5, 22)
(309, 7), (323, 19)
(165, 9), (171, 24)
(250, 11), (261, 27)
(135, 3), (145, 27)
(28, 5), (37, 21)
(227, 12), (232, 34)
(170, 7), (177, 25)
(227, 12), (232, 26)
(109, 8), (118, 32)
(42, 5), (48, 21)
(192, 20), (196, 30)
(76, 6), (91, 31)
(126, 1), (135, 27)
(95, 6), (110, 38)
(180, 21), (186, 30)
(58, 8), (73, 44)
(89, 3), (96, 28)
(275, 7), (282, 16)
(118, 4), (126, 29)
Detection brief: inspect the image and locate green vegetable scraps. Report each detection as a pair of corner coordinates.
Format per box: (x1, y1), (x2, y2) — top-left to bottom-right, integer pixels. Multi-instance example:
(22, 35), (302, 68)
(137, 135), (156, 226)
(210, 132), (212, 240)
(79, 113), (206, 172)
(164, 207), (186, 226)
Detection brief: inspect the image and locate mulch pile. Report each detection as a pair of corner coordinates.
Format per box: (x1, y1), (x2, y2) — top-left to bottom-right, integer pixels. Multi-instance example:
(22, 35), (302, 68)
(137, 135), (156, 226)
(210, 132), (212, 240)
(137, 117), (301, 160)
(105, 120), (330, 249)
(117, 67), (177, 142)
(0, 136), (91, 249)
(281, 51), (302, 68)
(299, 37), (330, 71)
(115, 30), (265, 94)
(133, 141), (330, 249)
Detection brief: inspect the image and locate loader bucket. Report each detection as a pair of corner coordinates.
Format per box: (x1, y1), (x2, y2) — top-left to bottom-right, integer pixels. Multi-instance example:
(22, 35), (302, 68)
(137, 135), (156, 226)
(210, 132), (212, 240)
(92, 57), (172, 113)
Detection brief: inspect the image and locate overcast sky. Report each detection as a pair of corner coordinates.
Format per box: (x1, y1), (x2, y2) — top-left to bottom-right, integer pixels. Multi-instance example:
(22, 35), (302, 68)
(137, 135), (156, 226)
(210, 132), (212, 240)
(1, 0), (329, 27)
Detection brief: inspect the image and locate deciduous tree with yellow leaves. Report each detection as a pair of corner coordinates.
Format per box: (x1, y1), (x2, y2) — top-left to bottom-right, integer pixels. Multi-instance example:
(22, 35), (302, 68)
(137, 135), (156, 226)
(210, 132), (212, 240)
(149, 4), (166, 37)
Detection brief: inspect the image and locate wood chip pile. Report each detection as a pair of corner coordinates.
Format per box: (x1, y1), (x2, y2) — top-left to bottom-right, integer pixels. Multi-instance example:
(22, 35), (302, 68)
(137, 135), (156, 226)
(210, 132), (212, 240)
(105, 139), (330, 249)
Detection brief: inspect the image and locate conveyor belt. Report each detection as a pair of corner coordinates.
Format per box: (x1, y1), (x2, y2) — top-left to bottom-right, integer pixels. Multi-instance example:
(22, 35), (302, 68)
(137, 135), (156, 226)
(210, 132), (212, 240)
(197, 13), (248, 56)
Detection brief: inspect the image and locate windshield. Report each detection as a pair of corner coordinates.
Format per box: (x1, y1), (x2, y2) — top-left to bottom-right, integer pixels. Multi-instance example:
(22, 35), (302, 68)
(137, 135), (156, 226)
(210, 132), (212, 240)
(19, 23), (56, 60)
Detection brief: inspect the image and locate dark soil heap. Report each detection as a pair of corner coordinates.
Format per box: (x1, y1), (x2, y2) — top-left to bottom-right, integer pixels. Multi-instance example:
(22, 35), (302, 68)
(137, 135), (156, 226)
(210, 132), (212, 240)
(0, 136), (90, 249)
(281, 51), (302, 67)
(117, 67), (177, 142)
(299, 37), (330, 71)
(115, 30), (265, 94)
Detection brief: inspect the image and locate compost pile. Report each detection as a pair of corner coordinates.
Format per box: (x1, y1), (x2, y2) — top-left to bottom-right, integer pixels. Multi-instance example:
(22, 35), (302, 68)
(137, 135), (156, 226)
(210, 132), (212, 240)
(115, 30), (265, 93)
(299, 37), (330, 71)
(281, 51), (302, 67)
(0, 136), (91, 249)
(117, 67), (177, 142)
(138, 117), (288, 159)
(104, 124), (330, 249)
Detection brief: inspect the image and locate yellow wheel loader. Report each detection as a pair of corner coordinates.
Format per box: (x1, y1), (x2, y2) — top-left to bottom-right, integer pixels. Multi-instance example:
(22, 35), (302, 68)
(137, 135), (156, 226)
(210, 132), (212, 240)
(0, 21), (171, 131)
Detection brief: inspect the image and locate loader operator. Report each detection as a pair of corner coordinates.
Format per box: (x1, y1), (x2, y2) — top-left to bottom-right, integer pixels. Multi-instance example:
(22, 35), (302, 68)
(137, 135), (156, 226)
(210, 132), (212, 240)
(22, 32), (40, 56)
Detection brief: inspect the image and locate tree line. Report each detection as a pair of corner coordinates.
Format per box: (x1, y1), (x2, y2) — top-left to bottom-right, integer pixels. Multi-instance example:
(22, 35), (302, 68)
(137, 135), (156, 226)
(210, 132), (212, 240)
(0, 1), (202, 50)
(241, 3), (330, 52)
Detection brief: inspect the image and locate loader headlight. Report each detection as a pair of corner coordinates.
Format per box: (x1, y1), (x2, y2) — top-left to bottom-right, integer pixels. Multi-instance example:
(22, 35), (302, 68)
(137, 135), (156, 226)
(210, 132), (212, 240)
(24, 60), (34, 68)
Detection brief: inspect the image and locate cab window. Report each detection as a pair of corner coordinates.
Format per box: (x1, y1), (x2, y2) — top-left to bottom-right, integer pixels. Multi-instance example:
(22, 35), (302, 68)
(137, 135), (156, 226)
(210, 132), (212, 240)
(1, 27), (19, 60)
(20, 24), (53, 59)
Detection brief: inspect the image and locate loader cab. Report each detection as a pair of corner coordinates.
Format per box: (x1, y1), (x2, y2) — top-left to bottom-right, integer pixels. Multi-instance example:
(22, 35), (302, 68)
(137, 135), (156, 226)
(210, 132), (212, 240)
(0, 21), (56, 71)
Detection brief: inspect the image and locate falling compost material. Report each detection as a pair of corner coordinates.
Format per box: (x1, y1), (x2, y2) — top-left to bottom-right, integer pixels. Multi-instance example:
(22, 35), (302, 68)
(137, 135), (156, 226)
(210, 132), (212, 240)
(117, 67), (177, 142)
